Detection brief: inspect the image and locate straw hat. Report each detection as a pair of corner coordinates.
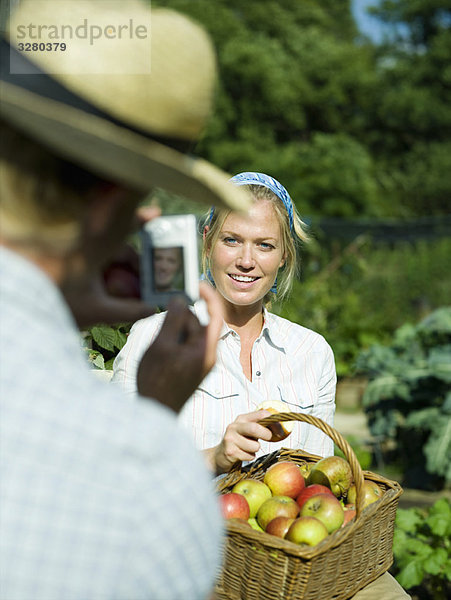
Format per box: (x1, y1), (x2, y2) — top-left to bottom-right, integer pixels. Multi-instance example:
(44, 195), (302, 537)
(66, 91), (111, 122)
(0, 0), (250, 210)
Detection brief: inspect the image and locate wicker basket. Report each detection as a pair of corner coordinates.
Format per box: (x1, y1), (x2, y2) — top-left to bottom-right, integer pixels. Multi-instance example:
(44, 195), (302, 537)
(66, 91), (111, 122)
(214, 413), (403, 600)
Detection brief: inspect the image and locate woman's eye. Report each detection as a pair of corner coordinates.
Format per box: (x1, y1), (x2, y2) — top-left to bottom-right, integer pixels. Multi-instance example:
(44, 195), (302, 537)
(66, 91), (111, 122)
(260, 242), (274, 250)
(224, 237), (237, 244)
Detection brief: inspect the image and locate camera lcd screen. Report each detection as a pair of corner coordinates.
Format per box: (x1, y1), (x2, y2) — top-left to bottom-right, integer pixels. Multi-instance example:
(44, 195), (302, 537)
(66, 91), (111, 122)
(151, 246), (185, 294)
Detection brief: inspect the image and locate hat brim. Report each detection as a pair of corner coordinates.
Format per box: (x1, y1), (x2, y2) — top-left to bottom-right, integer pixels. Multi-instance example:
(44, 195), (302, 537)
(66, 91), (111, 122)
(0, 81), (250, 211)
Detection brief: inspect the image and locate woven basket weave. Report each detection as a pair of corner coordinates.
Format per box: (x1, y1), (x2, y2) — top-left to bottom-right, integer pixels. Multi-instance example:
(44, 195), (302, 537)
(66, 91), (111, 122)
(214, 412), (403, 600)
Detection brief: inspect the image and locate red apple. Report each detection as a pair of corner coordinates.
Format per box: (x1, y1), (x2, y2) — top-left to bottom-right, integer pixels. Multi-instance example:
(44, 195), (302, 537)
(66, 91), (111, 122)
(219, 493), (250, 520)
(264, 461), (305, 499)
(347, 480), (382, 508)
(296, 484), (334, 509)
(308, 456), (353, 498)
(342, 504), (356, 527)
(285, 516), (329, 546)
(300, 493), (344, 533)
(257, 495), (300, 531)
(257, 400), (295, 442)
(266, 516), (295, 538)
(232, 478), (272, 518)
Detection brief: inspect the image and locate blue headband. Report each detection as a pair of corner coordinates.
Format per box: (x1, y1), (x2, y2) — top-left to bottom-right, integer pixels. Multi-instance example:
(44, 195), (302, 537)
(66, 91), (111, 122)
(208, 172), (294, 232)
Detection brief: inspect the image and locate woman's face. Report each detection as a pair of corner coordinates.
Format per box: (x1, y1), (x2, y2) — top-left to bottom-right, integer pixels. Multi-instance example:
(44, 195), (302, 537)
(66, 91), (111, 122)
(209, 200), (285, 310)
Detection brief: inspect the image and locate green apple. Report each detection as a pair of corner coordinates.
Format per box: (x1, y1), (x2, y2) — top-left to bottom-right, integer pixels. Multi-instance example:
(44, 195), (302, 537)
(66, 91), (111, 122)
(300, 493), (344, 533)
(347, 480), (382, 508)
(308, 456), (353, 498)
(257, 495), (299, 531)
(232, 478), (272, 518)
(247, 518), (264, 532)
(285, 516), (329, 546)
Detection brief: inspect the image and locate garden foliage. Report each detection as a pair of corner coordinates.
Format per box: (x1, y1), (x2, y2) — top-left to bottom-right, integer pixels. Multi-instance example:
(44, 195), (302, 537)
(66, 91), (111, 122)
(355, 307), (451, 490)
(392, 498), (451, 599)
(82, 323), (131, 370)
(276, 237), (451, 377)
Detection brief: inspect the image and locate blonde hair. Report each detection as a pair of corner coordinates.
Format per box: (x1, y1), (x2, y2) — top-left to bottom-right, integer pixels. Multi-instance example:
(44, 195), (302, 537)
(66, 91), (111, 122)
(0, 121), (103, 255)
(201, 184), (309, 305)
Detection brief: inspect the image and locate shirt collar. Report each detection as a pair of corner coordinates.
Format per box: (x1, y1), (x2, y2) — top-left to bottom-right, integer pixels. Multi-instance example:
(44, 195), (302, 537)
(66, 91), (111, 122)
(218, 307), (286, 351)
(261, 308), (286, 351)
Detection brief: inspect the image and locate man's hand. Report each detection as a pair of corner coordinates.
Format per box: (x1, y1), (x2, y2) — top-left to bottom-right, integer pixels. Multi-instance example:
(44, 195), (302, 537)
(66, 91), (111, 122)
(137, 283), (223, 413)
(63, 205), (161, 328)
(205, 410), (273, 475)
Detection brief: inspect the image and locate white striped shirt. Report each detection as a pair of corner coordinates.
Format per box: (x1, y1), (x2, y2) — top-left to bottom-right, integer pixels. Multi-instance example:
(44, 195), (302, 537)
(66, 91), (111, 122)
(112, 304), (336, 459)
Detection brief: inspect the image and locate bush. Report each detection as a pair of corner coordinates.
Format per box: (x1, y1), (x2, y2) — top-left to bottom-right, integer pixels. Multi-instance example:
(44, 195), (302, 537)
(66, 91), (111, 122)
(391, 498), (451, 600)
(275, 237), (451, 377)
(355, 307), (451, 490)
(82, 323), (131, 370)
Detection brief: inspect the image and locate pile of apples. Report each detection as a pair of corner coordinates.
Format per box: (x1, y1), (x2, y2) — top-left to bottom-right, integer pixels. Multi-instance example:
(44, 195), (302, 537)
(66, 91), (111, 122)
(219, 456), (383, 547)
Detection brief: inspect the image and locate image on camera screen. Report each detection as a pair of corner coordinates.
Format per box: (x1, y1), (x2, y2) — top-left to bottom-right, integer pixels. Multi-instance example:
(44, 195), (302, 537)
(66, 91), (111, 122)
(151, 246), (185, 294)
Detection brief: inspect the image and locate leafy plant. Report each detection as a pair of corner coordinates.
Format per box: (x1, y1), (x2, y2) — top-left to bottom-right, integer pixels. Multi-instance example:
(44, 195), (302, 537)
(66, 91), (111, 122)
(355, 307), (451, 490)
(391, 498), (451, 600)
(276, 237), (451, 377)
(81, 323), (131, 370)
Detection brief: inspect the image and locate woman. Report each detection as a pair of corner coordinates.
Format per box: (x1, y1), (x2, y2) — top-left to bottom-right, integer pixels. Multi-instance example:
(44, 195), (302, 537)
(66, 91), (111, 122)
(113, 174), (412, 599)
(112, 172), (336, 475)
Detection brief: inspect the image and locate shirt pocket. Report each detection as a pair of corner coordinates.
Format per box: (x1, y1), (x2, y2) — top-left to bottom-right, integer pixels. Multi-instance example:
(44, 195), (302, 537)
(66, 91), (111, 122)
(196, 370), (239, 401)
(274, 385), (315, 413)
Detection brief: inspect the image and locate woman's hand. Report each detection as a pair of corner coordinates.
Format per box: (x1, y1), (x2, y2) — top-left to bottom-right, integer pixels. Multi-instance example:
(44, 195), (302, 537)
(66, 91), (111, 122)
(205, 410), (273, 475)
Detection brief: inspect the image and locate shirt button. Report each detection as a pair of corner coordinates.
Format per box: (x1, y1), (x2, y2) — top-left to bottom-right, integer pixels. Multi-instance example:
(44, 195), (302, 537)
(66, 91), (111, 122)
(256, 371), (261, 376)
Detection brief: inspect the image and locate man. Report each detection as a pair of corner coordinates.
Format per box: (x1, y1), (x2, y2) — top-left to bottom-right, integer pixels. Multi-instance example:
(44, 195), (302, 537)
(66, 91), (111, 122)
(0, 1), (250, 598)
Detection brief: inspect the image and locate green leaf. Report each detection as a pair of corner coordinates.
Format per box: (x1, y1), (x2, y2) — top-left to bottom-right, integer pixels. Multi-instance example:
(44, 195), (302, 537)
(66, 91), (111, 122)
(395, 508), (423, 533)
(427, 498), (451, 537)
(114, 328), (128, 350)
(104, 357), (116, 371)
(407, 539), (433, 559)
(92, 353), (105, 369)
(396, 560), (424, 589)
(423, 419), (451, 481)
(423, 548), (448, 576)
(90, 325), (116, 352)
(445, 560), (451, 582)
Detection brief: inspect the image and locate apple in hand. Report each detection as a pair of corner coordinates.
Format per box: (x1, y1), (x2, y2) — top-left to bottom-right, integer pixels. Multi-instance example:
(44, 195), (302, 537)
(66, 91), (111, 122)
(219, 493), (250, 520)
(264, 461), (305, 499)
(308, 456), (353, 498)
(347, 480), (382, 508)
(232, 479), (272, 518)
(296, 484), (334, 509)
(300, 493), (344, 533)
(257, 400), (295, 442)
(257, 495), (300, 531)
(265, 516), (295, 538)
(285, 516), (329, 546)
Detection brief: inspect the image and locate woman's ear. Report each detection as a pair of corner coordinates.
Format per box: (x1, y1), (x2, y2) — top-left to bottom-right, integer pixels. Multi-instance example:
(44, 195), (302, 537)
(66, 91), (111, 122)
(279, 252), (287, 269)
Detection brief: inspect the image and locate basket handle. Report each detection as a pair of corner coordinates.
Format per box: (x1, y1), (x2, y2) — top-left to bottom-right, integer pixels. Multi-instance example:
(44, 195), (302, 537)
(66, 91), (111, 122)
(258, 412), (365, 518)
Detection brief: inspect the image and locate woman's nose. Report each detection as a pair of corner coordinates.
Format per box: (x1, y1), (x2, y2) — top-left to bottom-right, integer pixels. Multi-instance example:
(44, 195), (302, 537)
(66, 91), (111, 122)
(237, 245), (255, 268)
